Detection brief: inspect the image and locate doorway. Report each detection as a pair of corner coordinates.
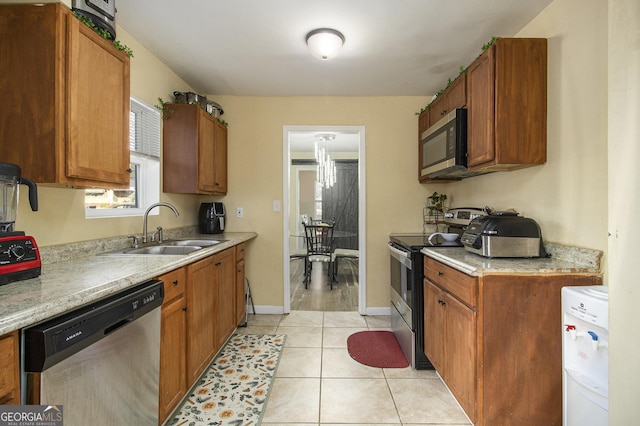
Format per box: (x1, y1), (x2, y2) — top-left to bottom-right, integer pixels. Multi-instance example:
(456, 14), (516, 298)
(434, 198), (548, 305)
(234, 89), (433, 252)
(282, 125), (366, 314)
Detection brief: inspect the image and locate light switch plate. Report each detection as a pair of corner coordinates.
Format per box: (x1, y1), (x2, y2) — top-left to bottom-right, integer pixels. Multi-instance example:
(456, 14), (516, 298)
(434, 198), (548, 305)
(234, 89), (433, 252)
(273, 200), (281, 212)
(236, 207), (243, 218)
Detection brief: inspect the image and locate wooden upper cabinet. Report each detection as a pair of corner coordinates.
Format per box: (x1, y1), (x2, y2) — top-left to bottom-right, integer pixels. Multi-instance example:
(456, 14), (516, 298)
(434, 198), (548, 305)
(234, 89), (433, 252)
(467, 38), (547, 171)
(213, 121), (228, 194)
(0, 3), (131, 188)
(418, 75), (466, 183)
(163, 104), (228, 195)
(428, 75), (467, 126)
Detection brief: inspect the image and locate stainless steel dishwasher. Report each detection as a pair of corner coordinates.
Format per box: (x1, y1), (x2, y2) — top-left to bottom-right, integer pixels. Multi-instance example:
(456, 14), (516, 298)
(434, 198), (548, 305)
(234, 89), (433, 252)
(22, 280), (164, 426)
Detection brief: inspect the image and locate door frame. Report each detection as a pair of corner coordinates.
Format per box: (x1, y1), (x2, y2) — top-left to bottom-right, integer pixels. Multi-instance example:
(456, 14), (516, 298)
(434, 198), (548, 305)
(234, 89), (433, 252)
(282, 125), (366, 314)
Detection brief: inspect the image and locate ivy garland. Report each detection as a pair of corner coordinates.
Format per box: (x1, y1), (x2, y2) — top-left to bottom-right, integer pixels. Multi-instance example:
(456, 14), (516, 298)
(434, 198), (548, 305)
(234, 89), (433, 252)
(72, 12), (134, 58)
(416, 36), (498, 115)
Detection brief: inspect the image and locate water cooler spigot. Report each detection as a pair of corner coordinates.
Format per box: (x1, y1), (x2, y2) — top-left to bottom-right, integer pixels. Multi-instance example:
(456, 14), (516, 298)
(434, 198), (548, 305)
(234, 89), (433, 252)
(565, 324), (578, 340)
(587, 331), (608, 351)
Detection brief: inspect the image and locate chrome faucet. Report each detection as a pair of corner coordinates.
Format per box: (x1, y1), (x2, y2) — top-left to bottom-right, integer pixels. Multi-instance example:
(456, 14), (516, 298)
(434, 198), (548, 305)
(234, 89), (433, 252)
(142, 202), (180, 243)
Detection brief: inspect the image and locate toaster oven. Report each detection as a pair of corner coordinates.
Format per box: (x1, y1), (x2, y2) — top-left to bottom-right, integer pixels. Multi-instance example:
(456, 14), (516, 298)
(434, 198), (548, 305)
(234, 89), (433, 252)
(461, 212), (547, 258)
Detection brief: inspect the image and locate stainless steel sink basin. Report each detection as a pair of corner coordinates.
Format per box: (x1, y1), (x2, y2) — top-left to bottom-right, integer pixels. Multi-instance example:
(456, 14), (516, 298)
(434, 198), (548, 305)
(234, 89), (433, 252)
(163, 239), (226, 247)
(97, 238), (226, 256)
(126, 245), (203, 255)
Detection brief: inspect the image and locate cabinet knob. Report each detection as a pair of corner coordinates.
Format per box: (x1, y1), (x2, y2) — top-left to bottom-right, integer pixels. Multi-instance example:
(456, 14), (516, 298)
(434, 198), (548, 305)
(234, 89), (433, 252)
(438, 271), (444, 276)
(182, 307), (187, 312)
(172, 280), (179, 286)
(126, 168), (133, 173)
(215, 262), (222, 266)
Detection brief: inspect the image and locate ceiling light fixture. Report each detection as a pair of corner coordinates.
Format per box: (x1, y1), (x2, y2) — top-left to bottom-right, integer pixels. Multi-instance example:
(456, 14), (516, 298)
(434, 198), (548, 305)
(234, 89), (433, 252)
(314, 134), (337, 188)
(305, 28), (345, 61)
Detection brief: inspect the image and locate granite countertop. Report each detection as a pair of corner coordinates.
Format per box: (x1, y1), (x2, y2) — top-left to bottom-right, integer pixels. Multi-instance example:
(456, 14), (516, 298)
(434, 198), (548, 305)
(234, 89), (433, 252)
(421, 242), (603, 276)
(0, 230), (257, 335)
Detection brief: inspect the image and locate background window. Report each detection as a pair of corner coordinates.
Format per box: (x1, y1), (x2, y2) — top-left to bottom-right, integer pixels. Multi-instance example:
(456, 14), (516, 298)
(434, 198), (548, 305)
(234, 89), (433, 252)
(85, 97), (160, 218)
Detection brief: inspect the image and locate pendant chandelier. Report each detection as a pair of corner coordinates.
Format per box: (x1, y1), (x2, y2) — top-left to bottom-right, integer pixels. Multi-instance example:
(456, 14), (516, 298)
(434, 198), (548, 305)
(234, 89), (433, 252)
(315, 134), (337, 188)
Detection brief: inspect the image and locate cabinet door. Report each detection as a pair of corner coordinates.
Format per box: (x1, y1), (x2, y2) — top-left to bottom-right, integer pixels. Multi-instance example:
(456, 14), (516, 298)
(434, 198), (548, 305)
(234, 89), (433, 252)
(186, 256), (216, 383)
(445, 293), (477, 422)
(428, 75), (466, 125)
(423, 280), (445, 373)
(159, 296), (187, 423)
(65, 12), (130, 186)
(235, 257), (246, 325)
(213, 121), (228, 194)
(0, 4), (130, 187)
(198, 114), (217, 193)
(466, 47), (495, 168)
(214, 249), (236, 350)
(0, 331), (20, 405)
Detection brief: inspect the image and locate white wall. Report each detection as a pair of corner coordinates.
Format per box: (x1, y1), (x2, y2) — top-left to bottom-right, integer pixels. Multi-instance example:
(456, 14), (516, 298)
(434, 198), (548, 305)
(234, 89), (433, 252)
(608, 0), (640, 421)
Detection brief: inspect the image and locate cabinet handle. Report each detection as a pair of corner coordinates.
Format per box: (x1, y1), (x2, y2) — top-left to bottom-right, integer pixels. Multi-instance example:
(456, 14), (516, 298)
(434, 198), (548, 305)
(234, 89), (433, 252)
(215, 262), (222, 266)
(440, 109), (447, 116)
(438, 271), (444, 276)
(126, 168), (133, 173)
(172, 280), (179, 286)
(182, 307), (187, 312)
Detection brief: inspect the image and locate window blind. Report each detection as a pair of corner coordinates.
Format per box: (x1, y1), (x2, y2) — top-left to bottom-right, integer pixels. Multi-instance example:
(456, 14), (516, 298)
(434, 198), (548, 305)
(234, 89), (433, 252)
(130, 98), (161, 158)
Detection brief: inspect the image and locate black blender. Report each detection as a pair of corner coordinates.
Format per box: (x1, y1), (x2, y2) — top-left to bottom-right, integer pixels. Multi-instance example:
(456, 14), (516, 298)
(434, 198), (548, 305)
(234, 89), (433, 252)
(0, 162), (40, 285)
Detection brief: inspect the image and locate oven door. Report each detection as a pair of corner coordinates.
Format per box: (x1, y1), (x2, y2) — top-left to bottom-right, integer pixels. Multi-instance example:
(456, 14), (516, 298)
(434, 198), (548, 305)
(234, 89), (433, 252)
(389, 243), (412, 329)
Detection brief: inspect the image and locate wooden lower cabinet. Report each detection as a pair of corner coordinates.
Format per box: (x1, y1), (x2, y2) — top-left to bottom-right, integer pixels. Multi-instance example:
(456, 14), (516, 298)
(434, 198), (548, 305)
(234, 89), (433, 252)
(213, 248), (236, 350)
(186, 256), (217, 385)
(235, 243), (247, 325)
(157, 268), (187, 424)
(423, 256), (602, 425)
(0, 331), (20, 405)
(423, 276), (477, 420)
(158, 245), (247, 423)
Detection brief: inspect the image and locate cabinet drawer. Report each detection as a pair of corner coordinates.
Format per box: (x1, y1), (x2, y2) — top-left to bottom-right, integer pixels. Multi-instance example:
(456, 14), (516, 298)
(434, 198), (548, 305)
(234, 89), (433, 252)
(235, 242), (247, 262)
(158, 267), (186, 304)
(424, 256), (477, 307)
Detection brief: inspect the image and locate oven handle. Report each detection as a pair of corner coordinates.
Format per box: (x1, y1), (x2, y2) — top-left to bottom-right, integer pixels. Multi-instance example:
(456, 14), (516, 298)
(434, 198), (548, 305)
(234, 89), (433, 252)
(388, 243), (412, 269)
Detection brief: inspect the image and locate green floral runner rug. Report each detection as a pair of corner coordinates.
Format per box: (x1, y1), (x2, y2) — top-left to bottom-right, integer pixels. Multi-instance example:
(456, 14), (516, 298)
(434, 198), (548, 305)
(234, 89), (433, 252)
(170, 333), (286, 425)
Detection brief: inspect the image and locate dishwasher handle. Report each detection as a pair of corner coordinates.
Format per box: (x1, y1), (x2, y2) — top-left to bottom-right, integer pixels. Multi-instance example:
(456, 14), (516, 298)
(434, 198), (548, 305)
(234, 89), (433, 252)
(24, 279), (164, 372)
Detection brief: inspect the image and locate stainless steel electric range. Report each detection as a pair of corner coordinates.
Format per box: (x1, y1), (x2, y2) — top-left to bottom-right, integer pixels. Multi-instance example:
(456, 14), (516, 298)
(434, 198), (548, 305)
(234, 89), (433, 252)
(389, 207), (486, 369)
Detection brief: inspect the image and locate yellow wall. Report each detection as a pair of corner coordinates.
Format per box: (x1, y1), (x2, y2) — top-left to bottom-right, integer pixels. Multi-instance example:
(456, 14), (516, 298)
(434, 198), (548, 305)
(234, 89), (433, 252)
(214, 0), (608, 309)
(608, 0), (639, 421)
(214, 96), (436, 309)
(13, 0), (608, 313)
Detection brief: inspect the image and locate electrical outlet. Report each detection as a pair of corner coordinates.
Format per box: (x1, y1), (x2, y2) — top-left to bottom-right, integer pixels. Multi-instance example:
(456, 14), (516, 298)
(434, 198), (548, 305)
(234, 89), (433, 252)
(236, 207), (243, 218)
(273, 200), (281, 212)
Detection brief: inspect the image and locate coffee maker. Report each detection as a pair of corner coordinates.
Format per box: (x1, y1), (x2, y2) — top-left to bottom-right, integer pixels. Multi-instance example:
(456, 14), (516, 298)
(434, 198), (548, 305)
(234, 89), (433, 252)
(0, 162), (41, 285)
(198, 202), (225, 234)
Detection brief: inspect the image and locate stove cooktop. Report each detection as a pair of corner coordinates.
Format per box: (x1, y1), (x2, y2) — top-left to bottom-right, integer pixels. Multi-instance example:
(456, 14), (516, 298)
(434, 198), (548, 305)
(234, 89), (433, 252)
(390, 234), (463, 250)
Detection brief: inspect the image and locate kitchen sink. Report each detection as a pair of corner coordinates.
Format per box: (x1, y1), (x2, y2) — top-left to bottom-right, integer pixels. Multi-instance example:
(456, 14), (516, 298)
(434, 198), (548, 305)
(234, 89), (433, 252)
(97, 239), (226, 256)
(162, 239), (226, 247)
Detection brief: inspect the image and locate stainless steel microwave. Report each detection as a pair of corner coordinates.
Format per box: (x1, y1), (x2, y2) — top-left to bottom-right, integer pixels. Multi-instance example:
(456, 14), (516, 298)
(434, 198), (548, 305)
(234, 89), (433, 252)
(420, 108), (470, 179)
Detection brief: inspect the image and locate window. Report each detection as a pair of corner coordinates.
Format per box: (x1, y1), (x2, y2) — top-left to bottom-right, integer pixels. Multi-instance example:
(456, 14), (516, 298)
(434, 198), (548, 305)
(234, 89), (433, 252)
(85, 97), (160, 218)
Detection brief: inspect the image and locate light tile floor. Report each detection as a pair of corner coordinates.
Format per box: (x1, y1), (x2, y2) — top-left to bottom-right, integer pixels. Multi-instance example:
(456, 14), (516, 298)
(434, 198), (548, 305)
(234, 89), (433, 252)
(235, 311), (472, 425)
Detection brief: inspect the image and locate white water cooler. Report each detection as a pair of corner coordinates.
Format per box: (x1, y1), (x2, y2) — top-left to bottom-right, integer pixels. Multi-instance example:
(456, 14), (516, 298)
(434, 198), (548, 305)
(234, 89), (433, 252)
(562, 286), (609, 426)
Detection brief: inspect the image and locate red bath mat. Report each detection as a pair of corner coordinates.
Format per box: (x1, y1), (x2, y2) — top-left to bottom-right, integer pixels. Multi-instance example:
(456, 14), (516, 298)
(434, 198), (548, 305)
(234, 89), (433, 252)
(346, 331), (409, 368)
